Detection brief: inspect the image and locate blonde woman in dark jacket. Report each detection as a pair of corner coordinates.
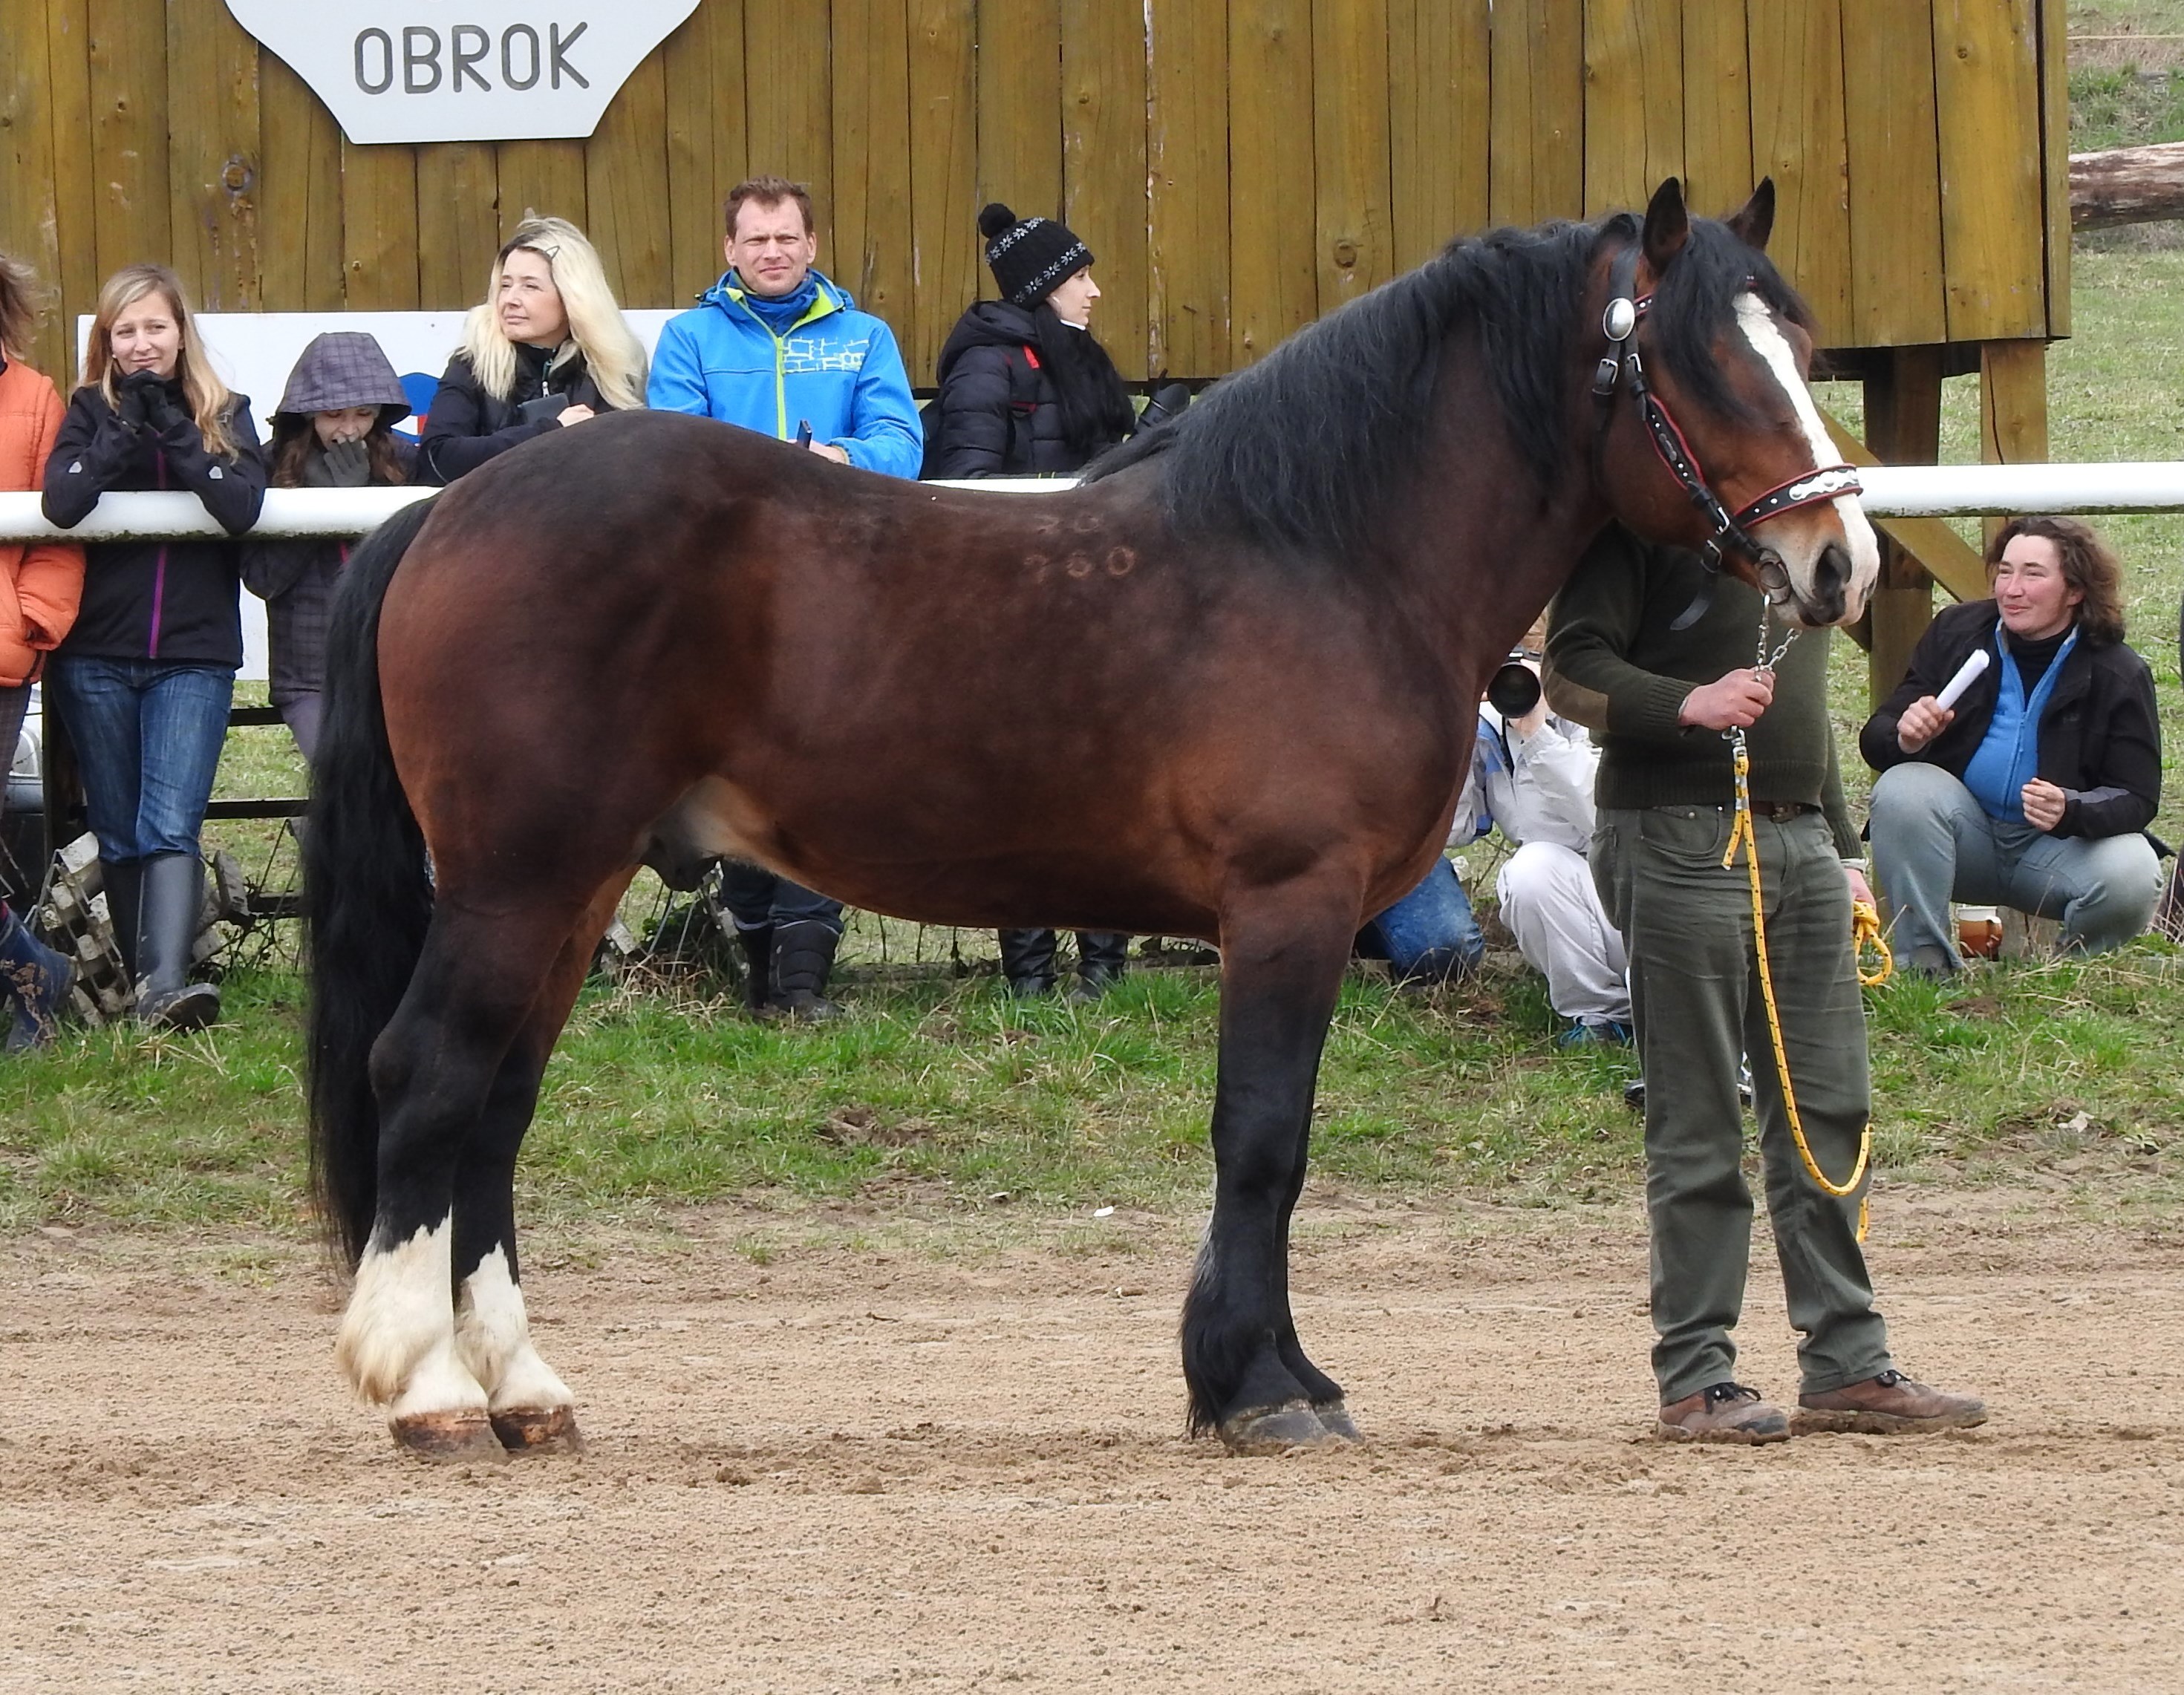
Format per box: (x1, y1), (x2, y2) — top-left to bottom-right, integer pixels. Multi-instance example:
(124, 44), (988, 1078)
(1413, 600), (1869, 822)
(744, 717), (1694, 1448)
(420, 216), (645, 485)
(42, 264), (266, 1030)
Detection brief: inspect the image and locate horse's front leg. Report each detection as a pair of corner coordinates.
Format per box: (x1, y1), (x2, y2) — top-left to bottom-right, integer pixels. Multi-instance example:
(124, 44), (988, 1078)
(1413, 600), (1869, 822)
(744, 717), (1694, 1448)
(1184, 882), (1357, 1453)
(452, 881), (630, 1454)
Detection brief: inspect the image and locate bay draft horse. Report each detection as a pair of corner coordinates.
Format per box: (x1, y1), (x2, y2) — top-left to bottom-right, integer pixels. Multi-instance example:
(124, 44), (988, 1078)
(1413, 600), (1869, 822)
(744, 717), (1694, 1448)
(304, 179), (1877, 1459)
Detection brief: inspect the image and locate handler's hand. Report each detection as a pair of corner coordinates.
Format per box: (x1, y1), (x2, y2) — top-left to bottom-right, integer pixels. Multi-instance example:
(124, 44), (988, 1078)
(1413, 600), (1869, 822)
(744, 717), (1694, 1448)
(2022, 777), (2067, 832)
(1896, 694), (1953, 753)
(1678, 667), (1775, 731)
(1844, 864), (1875, 909)
(809, 440), (850, 464)
(555, 405), (597, 427)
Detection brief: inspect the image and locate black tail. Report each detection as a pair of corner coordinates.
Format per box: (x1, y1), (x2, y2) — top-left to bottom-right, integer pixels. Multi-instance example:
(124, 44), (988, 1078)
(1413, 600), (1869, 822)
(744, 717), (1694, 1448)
(304, 494), (440, 1267)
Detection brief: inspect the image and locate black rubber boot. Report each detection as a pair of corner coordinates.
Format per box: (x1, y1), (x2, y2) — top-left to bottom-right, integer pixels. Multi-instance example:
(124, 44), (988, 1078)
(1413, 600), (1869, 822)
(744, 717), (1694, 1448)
(737, 924), (776, 1018)
(100, 858), (143, 982)
(771, 919), (842, 1022)
(0, 904), (75, 1051)
(132, 852), (220, 1031)
(997, 928), (1058, 998)
(1070, 932), (1129, 1002)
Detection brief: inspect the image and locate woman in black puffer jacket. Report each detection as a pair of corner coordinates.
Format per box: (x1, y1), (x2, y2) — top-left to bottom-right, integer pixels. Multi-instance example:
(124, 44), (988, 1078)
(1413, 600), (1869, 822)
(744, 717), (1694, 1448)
(928, 205), (1167, 999)
(928, 205), (1140, 482)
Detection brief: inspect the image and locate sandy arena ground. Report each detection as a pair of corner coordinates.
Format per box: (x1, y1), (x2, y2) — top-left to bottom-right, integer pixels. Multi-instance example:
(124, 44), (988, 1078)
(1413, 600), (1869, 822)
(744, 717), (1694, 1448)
(4, 1188), (2182, 1691)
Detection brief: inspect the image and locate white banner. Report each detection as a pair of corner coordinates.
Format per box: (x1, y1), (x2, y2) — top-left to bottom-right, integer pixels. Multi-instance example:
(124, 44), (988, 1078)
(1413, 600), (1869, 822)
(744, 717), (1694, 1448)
(224, 1), (701, 145)
(79, 310), (682, 677)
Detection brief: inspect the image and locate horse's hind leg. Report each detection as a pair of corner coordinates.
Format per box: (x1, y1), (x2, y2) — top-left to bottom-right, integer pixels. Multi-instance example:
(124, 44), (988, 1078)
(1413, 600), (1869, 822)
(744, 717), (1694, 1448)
(452, 875), (634, 1455)
(1184, 882), (1357, 1454)
(335, 901), (581, 1458)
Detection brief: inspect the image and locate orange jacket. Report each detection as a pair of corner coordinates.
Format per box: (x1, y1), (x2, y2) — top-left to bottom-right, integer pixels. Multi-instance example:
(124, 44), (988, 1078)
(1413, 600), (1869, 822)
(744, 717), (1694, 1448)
(0, 356), (84, 686)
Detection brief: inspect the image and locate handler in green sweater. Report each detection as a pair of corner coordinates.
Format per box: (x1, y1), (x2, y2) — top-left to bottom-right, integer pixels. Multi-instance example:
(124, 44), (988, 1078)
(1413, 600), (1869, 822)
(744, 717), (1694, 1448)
(1545, 526), (1985, 1443)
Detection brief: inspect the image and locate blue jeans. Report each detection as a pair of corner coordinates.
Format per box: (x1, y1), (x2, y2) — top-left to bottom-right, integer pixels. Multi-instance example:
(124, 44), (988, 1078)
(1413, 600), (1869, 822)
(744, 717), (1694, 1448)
(43, 658), (234, 863)
(1359, 858), (1484, 982)
(1868, 762), (2160, 961)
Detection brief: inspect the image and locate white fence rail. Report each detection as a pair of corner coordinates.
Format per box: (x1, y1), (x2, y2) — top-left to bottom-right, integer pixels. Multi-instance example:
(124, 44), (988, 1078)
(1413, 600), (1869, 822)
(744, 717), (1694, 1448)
(3, 463), (2184, 543)
(0, 480), (1062, 543)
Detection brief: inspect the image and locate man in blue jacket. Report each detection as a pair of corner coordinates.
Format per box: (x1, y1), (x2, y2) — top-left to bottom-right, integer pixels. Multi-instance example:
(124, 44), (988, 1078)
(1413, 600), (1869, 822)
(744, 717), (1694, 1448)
(649, 175), (923, 1019)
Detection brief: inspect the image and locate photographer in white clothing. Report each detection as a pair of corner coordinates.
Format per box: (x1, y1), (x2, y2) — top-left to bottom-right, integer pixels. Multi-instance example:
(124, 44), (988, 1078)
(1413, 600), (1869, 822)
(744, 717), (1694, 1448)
(1454, 650), (1633, 1045)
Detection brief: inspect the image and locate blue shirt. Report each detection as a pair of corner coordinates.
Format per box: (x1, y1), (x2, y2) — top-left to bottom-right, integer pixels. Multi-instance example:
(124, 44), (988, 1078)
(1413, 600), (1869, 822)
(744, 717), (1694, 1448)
(1961, 623), (2078, 821)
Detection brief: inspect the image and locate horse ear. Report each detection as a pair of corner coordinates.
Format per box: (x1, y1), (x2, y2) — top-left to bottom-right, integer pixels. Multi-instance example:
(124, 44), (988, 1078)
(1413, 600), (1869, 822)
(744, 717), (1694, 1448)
(1641, 177), (1690, 275)
(1727, 179), (1776, 253)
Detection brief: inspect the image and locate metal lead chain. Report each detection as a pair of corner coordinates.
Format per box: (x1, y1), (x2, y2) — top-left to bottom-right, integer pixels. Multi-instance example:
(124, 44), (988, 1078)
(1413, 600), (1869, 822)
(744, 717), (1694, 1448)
(1754, 603), (1799, 676)
(1723, 604), (1801, 750)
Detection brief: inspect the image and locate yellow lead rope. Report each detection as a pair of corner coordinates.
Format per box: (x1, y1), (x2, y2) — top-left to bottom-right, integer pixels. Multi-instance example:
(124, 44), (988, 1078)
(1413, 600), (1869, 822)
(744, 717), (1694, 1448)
(1722, 734), (1874, 1241)
(1853, 901), (1893, 988)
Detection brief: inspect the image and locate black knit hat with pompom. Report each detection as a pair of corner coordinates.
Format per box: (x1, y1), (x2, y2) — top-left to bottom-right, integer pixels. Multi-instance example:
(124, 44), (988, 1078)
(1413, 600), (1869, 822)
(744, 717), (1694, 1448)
(979, 202), (1093, 308)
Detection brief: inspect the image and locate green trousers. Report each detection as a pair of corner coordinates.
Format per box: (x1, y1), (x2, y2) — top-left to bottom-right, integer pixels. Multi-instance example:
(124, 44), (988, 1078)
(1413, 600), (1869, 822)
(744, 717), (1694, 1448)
(1593, 805), (1894, 1403)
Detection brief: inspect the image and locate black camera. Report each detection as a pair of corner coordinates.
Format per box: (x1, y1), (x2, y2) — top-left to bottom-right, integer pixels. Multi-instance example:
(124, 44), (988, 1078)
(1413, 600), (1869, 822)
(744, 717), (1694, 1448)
(1487, 649), (1542, 720)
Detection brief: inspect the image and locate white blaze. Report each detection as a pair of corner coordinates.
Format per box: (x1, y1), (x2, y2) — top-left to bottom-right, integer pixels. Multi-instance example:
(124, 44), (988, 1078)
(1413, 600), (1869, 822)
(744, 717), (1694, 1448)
(1732, 293), (1880, 603)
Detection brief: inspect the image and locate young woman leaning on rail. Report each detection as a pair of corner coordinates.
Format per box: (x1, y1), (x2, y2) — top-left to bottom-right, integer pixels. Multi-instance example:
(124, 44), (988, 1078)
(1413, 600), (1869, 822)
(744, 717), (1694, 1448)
(40, 263), (267, 1031)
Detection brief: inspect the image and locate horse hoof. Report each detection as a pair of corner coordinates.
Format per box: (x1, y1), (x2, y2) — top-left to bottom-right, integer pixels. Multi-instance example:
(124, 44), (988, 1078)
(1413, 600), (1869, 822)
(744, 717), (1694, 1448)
(1313, 1399), (1363, 1443)
(1218, 1400), (1335, 1455)
(492, 1405), (586, 1454)
(391, 1410), (505, 1462)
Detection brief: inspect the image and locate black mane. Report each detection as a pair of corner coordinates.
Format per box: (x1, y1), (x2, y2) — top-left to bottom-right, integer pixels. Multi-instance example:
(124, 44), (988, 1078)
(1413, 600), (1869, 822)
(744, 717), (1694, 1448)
(1085, 210), (1812, 559)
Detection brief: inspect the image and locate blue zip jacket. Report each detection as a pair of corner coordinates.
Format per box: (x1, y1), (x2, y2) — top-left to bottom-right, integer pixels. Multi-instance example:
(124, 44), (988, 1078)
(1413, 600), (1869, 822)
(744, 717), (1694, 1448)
(647, 269), (923, 479)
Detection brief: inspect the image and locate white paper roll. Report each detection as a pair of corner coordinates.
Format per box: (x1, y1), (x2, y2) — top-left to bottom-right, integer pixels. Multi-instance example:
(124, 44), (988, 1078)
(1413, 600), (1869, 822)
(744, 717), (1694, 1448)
(1934, 647), (1990, 711)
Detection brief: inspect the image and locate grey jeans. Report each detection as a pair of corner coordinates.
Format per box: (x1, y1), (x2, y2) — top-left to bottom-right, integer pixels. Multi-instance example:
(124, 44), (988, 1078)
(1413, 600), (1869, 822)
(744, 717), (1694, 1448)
(1868, 762), (2159, 964)
(1594, 805), (1893, 1402)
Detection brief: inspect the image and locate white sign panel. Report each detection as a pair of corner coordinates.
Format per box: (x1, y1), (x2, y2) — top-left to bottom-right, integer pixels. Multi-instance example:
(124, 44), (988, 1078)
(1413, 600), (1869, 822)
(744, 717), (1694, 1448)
(224, 1), (701, 145)
(79, 310), (681, 676)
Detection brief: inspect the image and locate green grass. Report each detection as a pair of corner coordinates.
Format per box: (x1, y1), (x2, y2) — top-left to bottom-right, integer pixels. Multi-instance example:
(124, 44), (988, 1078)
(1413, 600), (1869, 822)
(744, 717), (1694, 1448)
(7, 937), (2184, 1236)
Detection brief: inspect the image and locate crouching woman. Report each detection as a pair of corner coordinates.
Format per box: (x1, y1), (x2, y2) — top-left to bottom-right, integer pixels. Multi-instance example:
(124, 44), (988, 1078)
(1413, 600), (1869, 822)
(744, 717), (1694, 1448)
(1861, 516), (2160, 974)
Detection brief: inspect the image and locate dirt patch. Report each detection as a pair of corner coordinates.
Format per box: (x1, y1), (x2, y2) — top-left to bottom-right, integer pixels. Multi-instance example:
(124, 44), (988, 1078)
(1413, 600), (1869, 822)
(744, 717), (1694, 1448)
(4, 1195), (2182, 1691)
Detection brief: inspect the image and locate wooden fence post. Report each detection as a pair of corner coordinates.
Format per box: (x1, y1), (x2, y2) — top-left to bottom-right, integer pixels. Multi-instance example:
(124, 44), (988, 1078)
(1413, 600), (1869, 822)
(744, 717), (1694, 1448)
(1863, 344), (1944, 703)
(1979, 338), (2050, 553)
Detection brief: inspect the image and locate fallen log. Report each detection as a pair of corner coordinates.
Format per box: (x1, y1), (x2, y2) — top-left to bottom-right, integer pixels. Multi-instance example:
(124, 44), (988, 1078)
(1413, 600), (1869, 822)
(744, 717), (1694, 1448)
(2070, 140), (2184, 229)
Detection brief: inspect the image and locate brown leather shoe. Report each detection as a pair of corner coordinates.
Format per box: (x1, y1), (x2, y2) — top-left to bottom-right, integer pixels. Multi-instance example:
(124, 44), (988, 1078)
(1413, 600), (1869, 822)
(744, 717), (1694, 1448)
(1791, 1368), (1987, 1435)
(1656, 1382), (1790, 1445)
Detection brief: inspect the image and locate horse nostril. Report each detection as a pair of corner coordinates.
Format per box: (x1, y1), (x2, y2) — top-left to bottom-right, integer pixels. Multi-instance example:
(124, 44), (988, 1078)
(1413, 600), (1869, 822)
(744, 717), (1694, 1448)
(1813, 541), (1851, 606)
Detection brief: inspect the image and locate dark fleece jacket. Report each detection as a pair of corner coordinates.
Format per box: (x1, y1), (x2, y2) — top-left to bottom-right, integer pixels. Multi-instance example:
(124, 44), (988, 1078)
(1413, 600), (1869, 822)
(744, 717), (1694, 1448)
(42, 380), (265, 667)
(418, 343), (611, 485)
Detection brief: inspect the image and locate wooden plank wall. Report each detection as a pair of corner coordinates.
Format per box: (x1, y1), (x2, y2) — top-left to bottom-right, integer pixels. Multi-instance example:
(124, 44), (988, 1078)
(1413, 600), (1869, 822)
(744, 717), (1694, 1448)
(0, 0), (2067, 389)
